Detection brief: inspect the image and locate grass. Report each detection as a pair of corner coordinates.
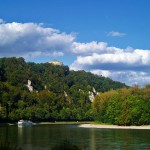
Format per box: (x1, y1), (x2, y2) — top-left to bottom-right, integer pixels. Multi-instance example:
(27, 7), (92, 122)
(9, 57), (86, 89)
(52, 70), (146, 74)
(93, 121), (113, 125)
(39, 121), (93, 125)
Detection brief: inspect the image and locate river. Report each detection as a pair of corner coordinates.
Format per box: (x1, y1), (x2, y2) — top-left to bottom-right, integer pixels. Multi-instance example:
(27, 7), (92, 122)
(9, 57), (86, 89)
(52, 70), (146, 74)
(0, 124), (150, 150)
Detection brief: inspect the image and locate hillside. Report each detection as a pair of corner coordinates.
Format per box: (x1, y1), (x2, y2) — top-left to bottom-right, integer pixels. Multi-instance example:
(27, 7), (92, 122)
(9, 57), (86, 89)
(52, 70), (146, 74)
(0, 57), (126, 122)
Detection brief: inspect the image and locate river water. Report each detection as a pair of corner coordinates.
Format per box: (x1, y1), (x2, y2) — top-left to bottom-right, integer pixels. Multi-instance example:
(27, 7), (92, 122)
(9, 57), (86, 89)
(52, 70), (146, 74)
(0, 124), (150, 150)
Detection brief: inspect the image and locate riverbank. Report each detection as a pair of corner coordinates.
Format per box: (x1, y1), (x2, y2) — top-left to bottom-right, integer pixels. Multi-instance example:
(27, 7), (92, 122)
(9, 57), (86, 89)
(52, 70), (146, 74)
(3, 121), (150, 129)
(39, 121), (93, 125)
(0, 121), (93, 126)
(79, 124), (150, 130)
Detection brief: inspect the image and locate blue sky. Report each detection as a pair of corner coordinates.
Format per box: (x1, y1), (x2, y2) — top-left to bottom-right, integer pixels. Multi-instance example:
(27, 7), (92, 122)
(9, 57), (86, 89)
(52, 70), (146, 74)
(0, 0), (150, 86)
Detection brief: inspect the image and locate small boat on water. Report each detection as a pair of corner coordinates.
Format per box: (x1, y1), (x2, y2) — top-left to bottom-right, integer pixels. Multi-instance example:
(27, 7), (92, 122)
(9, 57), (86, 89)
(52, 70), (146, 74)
(18, 120), (33, 127)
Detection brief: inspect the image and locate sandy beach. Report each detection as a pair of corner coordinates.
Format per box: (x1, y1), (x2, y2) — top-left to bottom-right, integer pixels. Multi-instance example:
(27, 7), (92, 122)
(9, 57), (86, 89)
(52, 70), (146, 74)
(79, 124), (150, 130)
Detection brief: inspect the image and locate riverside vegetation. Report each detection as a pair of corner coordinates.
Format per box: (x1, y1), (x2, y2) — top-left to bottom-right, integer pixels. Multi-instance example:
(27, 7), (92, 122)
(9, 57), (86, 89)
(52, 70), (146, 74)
(93, 86), (150, 125)
(0, 57), (150, 125)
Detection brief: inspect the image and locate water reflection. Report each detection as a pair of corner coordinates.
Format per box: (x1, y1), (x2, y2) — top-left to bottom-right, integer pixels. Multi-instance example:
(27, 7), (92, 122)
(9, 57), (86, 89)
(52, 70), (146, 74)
(0, 124), (150, 150)
(89, 129), (95, 150)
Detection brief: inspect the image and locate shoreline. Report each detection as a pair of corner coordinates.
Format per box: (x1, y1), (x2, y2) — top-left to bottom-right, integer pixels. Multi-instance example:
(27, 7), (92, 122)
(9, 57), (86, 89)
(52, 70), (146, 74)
(38, 121), (93, 125)
(0, 121), (93, 126)
(1, 122), (150, 129)
(79, 124), (150, 130)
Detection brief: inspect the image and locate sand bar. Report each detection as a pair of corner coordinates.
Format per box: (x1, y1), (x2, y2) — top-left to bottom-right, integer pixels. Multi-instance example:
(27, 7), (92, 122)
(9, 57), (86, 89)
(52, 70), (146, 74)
(79, 124), (150, 130)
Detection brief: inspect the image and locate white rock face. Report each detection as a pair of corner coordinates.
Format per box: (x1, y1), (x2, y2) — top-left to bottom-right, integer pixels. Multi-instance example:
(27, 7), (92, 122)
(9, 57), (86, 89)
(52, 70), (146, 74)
(44, 85), (47, 89)
(64, 91), (68, 97)
(89, 87), (98, 102)
(27, 80), (33, 92)
(89, 91), (95, 102)
(93, 87), (96, 94)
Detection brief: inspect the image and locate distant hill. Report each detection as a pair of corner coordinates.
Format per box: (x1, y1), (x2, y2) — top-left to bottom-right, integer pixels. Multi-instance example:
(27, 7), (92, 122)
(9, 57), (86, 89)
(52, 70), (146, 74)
(0, 57), (127, 122)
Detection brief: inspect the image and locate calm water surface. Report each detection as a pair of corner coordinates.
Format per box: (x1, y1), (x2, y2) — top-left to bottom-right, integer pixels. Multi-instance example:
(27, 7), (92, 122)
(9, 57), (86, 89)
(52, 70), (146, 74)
(0, 124), (150, 150)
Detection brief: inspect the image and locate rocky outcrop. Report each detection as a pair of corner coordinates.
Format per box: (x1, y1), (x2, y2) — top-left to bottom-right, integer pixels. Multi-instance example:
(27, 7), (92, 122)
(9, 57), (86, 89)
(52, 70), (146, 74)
(89, 91), (95, 102)
(89, 87), (98, 102)
(64, 91), (68, 97)
(27, 80), (33, 92)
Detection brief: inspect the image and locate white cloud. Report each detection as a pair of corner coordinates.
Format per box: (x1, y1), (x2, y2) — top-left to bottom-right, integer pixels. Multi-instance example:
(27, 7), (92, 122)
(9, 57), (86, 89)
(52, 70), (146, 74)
(71, 41), (122, 55)
(107, 31), (126, 37)
(90, 70), (150, 86)
(0, 19), (5, 24)
(70, 49), (150, 71)
(91, 69), (111, 77)
(24, 51), (64, 59)
(1, 19), (150, 86)
(0, 22), (75, 58)
(42, 51), (64, 57)
(70, 42), (150, 86)
(72, 41), (108, 54)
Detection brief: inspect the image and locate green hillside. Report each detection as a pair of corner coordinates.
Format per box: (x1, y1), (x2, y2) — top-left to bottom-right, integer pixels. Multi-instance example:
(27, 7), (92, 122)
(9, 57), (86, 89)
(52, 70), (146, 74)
(0, 57), (126, 122)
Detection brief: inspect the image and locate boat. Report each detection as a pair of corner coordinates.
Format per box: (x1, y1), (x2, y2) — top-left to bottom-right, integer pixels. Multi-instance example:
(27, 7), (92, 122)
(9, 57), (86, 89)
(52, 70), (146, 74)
(18, 120), (33, 127)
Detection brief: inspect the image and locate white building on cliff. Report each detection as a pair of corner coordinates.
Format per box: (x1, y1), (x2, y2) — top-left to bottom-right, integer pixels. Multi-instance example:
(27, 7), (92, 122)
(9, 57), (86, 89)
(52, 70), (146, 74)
(48, 60), (63, 66)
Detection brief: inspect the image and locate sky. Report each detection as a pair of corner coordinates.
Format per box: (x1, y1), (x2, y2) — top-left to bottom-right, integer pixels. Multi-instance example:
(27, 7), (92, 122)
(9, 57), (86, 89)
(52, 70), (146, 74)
(0, 0), (150, 86)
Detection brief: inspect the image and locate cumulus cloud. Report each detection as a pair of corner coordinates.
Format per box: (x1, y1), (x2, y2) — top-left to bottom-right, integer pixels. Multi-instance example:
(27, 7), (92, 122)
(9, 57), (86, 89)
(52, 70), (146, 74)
(107, 31), (126, 37)
(90, 70), (150, 86)
(71, 41), (122, 55)
(70, 49), (150, 71)
(0, 19), (150, 86)
(0, 19), (5, 24)
(70, 41), (150, 86)
(0, 21), (75, 58)
(72, 41), (108, 54)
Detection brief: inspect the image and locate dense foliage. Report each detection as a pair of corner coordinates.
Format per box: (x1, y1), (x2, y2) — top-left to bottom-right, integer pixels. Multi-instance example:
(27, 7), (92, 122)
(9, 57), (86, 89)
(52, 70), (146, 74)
(0, 57), (126, 122)
(93, 86), (150, 125)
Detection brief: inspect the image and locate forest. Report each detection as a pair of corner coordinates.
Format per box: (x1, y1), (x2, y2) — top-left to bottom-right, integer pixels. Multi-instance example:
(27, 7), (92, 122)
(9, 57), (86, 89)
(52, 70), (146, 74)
(0, 57), (126, 122)
(93, 86), (150, 125)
